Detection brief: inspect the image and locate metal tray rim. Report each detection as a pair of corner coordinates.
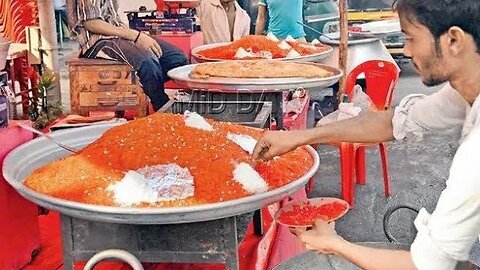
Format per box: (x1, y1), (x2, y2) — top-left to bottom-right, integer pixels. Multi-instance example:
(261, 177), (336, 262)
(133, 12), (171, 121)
(2, 123), (320, 224)
(167, 62), (343, 91)
(190, 42), (333, 63)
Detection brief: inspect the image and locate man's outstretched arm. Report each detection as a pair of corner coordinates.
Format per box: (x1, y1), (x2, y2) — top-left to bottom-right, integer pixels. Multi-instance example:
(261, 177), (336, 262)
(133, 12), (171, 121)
(252, 110), (394, 161)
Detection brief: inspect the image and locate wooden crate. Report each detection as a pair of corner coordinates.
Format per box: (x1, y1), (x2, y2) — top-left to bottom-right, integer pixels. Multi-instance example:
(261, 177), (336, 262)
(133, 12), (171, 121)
(68, 57), (149, 117)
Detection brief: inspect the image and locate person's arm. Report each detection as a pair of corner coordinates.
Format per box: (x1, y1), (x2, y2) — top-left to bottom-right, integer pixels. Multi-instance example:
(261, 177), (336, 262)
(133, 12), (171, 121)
(298, 220), (416, 270)
(252, 83), (467, 161)
(83, 19), (137, 41)
(255, 4), (267, 35)
(83, 19), (162, 57)
(334, 241), (415, 270)
(252, 109), (394, 160)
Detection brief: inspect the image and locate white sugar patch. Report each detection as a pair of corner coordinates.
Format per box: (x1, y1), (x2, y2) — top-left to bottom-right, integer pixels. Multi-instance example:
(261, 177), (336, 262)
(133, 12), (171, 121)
(286, 49), (301, 58)
(227, 133), (257, 155)
(266, 32), (279, 42)
(235, 47), (253, 59)
(278, 40), (291, 50)
(107, 171), (158, 206)
(184, 111), (214, 131)
(285, 35), (296, 43)
(107, 164), (195, 207)
(233, 163), (268, 194)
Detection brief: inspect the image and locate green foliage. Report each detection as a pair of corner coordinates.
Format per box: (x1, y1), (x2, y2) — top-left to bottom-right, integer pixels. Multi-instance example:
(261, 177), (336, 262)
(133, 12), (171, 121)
(28, 72), (63, 130)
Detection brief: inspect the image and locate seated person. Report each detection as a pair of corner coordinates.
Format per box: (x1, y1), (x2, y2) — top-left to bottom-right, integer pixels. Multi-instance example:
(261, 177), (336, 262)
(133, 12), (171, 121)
(67, 0), (188, 111)
(197, 0), (251, 44)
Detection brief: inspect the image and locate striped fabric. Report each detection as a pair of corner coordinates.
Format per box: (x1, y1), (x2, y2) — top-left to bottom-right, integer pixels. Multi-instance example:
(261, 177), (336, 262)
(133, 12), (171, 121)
(66, 0), (125, 53)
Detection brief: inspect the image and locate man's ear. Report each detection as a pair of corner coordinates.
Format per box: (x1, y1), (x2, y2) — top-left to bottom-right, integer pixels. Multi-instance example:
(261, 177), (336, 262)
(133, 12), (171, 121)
(445, 26), (467, 56)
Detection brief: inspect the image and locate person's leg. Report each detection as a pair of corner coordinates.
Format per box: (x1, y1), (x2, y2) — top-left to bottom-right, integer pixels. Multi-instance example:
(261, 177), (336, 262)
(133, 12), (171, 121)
(153, 38), (189, 81)
(83, 39), (170, 111)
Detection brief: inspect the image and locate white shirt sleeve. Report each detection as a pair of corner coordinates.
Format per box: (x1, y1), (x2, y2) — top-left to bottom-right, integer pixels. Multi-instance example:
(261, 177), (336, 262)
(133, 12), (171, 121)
(392, 83), (466, 140)
(410, 126), (480, 269)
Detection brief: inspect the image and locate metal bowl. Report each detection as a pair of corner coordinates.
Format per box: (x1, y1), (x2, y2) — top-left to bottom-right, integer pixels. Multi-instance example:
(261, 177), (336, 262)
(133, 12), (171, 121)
(2, 123), (320, 224)
(191, 42), (333, 63)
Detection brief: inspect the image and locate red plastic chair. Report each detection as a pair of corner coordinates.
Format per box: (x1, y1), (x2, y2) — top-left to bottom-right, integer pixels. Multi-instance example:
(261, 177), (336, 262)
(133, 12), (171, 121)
(336, 60), (399, 207)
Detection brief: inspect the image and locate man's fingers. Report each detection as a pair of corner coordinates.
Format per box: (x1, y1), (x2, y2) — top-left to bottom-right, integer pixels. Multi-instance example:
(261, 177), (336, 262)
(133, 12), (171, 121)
(305, 243), (316, 251)
(154, 42), (163, 57)
(252, 139), (269, 160)
(151, 46), (161, 58)
(290, 226), (307, 236)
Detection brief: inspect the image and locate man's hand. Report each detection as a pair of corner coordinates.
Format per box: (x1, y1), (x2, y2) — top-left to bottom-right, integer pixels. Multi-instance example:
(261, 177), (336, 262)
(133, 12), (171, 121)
(136, 33), (163, 58)
(252, 130), (305, 161)
(298, 219), (345, 255)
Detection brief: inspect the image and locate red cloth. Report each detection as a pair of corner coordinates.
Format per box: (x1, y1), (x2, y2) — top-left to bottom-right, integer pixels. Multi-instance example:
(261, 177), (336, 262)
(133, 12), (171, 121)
(0, 123), (41, 270)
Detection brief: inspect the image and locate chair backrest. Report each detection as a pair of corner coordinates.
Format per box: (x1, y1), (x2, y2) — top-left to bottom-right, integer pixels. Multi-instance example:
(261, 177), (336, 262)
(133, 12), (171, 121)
(344, 60), (400, 110)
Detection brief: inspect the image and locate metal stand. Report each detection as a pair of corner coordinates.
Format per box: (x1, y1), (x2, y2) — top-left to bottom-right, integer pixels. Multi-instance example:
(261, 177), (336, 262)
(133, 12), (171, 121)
(61, 214), (239, 270)
(188, 90), (284, 130)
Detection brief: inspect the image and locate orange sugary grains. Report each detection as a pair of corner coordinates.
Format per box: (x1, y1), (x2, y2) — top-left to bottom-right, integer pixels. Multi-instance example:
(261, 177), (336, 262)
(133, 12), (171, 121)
(197, 35), (328, 60)
(24, 113), (314, 207)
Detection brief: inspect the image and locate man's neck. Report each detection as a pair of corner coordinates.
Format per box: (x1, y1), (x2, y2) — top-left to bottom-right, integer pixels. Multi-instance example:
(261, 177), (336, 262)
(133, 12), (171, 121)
(449, 58), (480, 105)
(221, 1), (235, 11)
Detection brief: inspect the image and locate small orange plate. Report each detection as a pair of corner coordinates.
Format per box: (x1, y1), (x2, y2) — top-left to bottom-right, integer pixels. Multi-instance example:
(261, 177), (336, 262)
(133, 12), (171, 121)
(274, 197), (350, 228)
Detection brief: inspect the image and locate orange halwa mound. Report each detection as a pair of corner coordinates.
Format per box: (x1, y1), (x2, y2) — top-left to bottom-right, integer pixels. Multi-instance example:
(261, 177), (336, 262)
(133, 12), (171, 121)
(197, 35), (329, 60)
(24, 113), (314, 207)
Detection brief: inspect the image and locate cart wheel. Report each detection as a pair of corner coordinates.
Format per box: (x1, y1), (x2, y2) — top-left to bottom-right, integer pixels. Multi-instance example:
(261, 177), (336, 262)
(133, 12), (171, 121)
(83, 249), (144, 270)
(383, 204), (419, 244)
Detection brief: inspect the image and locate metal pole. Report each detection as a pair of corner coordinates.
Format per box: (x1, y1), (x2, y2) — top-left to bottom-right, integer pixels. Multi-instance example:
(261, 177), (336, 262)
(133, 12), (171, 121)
(337, 0), (348, 98)
(37, 0), (62, 103)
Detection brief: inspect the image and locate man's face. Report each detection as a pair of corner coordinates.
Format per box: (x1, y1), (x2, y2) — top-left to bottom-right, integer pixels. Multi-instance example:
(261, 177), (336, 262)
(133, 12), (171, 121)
(400, 15), (450, 87)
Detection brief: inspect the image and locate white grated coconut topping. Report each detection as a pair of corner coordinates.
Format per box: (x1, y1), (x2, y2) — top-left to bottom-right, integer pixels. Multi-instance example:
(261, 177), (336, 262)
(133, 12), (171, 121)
(232, 163), (269, 194)
(311, 38), (321, 45)
(286, 49), (301, 58)
(235, 47), (253, 59)
(285, 35), (296, 43)
(107, 171), (159, 206)
(278, 40), (292, 50)
(227, 133), (258, 155)
(107, 164), (195, 206)
(183, 111), (214, 131)
(266, 32), (279, 42)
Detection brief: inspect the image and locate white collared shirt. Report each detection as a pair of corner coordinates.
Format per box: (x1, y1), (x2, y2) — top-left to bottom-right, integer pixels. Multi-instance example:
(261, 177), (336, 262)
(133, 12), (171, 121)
(392, 83), (480, 269)
(197, 0), (251, 44)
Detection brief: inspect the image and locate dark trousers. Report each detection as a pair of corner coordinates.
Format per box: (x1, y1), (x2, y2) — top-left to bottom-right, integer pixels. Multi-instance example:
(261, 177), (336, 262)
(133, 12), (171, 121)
(83, 38), (188, 110)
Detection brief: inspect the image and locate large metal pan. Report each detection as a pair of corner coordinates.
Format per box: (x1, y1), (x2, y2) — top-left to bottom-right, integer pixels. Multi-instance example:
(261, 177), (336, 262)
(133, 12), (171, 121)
(167, 62), (343, 92)
(191, 42), (333, 63)
(2, 123), (320, 224)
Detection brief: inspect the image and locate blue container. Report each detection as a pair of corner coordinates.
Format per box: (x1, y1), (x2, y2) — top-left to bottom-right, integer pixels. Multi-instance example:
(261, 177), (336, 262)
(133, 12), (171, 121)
(0, 95), (8, 128)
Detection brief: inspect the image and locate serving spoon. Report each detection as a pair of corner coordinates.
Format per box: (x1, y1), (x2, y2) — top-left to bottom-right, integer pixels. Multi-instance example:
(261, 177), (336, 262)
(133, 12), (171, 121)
(16, 122), (78, 154)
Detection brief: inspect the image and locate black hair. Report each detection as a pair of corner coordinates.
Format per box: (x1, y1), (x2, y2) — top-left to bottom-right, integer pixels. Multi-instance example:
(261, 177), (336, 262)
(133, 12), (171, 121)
(393, 0), (480, 51)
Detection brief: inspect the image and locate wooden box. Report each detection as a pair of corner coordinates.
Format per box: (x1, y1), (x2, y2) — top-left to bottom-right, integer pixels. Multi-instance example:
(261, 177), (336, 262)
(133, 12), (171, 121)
(68, 57), (149, 117)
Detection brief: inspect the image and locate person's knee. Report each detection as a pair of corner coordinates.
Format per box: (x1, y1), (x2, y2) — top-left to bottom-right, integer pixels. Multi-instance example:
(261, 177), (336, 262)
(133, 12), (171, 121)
(137, 57), (163, 78)
(171, 52), (188, 66)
